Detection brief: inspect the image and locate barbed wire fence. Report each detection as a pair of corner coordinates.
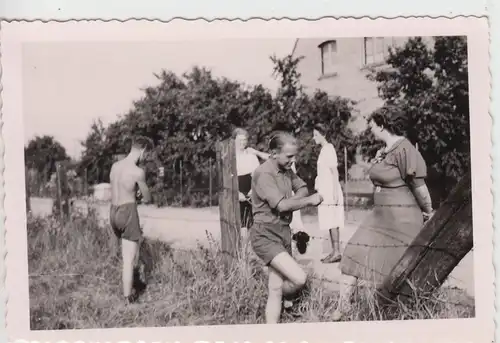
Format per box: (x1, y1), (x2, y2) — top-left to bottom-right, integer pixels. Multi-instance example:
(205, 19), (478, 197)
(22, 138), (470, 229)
(25, 152), (375, 221)
(25, 139), (474, 317)
(26, 216), (473, 320)
(26, 208), (474, 311)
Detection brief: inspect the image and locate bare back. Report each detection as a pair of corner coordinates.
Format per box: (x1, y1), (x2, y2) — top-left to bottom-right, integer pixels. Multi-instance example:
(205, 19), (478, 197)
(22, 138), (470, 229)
(110, 159), (143, 206)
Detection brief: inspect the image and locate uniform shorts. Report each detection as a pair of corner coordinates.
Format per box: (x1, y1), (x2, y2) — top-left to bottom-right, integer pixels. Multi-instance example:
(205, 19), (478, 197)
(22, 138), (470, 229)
(109, 202), (143, 242)
(250, 222), (292, 266)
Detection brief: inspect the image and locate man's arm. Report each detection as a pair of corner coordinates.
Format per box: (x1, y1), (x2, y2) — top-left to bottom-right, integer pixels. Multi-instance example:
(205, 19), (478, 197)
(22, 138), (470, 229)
(247, 147), (270, 161)
(278, 193), (320, 212)
(253, 172), (319, 213)
(291, 187), (308, 199)
(136, 168), (152, 204)
(290, 170), (309, 198)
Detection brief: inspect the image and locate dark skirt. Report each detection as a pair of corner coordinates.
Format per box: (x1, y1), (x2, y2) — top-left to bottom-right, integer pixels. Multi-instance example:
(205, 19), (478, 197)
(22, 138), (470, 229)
(340, 186), (424, 286)
(238, 173), (253, 228)
(238, 173), (252, 195)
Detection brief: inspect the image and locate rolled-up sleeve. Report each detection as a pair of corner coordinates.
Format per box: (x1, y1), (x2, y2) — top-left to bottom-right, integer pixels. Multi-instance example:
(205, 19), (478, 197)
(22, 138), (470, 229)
(253, 172), (284, 209)
(291, 171), (307, 193)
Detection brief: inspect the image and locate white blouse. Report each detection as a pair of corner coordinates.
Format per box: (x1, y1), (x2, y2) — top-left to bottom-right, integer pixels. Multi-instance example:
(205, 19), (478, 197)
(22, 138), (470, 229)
(236, 149), (261, 176)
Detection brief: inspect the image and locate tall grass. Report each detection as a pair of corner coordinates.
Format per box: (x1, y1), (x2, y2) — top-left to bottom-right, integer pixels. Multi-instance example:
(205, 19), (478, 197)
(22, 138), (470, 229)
(28, 207), (474, 330)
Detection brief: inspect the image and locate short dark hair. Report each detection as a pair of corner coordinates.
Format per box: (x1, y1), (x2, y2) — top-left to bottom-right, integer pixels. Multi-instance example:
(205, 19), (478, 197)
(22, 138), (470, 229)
(131, 136), (154, 151)
(271, 121), (294, 133)
(368, 106), (408, 136)
(268, 131), (296, 152)
(313, 123), (329, 140)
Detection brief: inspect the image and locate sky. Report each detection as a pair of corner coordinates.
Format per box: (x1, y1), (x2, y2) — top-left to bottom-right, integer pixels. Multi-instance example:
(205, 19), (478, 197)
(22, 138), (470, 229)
(22, 39), (296, 159)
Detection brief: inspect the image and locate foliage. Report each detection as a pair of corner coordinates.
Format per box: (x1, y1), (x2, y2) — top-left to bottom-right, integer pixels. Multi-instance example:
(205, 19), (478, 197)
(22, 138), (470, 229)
(77, 119), (112, 185)
(24, 135), (70, 183)
(79, 56), (357, 206)
(361, 36), (470, 206)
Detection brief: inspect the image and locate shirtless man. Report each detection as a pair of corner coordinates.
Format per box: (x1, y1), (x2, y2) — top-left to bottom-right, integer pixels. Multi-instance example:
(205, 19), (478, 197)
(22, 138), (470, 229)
(109, 136), (153, 304)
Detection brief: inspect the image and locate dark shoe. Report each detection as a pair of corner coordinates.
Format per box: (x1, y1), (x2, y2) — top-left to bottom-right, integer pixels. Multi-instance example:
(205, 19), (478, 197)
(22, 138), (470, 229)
(133, 267), (148, 297)
(282, 300), (301, 319)
(321, 252), (342, 264)
(125, 293), (139, 304)
(292, 231), (310, 255)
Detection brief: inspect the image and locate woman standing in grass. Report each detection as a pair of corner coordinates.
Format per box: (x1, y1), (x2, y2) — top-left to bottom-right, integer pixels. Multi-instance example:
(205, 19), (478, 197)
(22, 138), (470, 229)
(333, 109), (435, 320)
(234, 128), (262, 229)
(312, 123), (344, 264)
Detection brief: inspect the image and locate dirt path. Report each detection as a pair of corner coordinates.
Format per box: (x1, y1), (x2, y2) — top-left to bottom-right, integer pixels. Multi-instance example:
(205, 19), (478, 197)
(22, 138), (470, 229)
(29, 197), (475, 297)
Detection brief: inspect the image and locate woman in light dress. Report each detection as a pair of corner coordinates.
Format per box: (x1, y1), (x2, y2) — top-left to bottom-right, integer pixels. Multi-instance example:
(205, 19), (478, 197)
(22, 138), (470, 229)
(312, 123), (345, 264)
(233, 128), (261, 229)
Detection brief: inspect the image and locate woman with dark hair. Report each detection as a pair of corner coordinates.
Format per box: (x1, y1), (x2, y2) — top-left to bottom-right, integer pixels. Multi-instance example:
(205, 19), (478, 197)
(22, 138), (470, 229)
(333, 109), (434, 320)
(312, 123), (344, 264)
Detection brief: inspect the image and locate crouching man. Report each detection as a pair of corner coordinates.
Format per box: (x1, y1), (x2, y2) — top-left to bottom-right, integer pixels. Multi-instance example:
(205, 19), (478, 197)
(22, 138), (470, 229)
(250, 131), (323, 323)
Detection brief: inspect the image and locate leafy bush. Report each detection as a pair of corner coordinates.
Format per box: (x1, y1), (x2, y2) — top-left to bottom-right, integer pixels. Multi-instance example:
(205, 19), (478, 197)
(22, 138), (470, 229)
(78, 56), (358, 207)
(361, 36), (470, 207)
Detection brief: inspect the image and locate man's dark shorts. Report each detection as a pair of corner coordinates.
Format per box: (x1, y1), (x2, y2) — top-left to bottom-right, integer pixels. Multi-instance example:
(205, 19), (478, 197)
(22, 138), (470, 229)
(109, 202), (142, 242)
(250, 222), (292, 266)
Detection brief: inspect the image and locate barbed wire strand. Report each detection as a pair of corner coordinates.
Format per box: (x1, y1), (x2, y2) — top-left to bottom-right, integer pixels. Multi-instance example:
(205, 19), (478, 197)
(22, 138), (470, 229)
(33, 193), (473, 252)
(27, 178), (472, 314)
(27, 227), (473, 309)
(61, 184), (467, 208)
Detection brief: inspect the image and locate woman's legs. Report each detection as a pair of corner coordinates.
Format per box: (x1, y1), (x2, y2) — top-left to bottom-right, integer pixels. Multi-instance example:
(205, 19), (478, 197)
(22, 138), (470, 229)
(240, 200), (254, 229)
(240, 201), (249, 228)
(321, 227), (342, 263)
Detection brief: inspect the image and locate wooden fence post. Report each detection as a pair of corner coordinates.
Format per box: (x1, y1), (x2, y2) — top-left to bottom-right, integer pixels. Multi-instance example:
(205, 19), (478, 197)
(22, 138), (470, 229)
(209, 157), (213, 207)
(55, 161), (71, 221)
(25, 166), (31, 213)
(216, 139), (241, 266)
(344, 146), (348, 215)
(377, 170), (473, 303)
(84, 167), (89, 196)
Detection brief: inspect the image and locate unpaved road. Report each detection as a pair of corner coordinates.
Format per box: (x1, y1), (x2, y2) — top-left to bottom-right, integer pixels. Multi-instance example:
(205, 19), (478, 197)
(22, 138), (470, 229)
(29, 197), (475, 297)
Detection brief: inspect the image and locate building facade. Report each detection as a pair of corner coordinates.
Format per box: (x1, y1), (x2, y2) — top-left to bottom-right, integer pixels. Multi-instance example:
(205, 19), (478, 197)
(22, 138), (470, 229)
(291, 36), (434, 134)
(291, 36), (434, 185)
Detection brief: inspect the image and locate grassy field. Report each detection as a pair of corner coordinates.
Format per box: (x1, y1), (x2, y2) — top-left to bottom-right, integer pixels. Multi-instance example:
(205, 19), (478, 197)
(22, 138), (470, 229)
(28, 207), (475, 330)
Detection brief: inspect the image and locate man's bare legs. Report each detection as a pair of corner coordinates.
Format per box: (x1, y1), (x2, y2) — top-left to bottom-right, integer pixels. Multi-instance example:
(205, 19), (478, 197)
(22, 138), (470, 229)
(332, 274), (358, 321)
(121, 238), (139, 301)
(266, 252), (307, 324)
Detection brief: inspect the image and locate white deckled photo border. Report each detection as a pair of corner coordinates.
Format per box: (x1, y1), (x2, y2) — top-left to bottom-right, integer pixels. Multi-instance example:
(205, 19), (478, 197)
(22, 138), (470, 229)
(0, 17), (493, 343)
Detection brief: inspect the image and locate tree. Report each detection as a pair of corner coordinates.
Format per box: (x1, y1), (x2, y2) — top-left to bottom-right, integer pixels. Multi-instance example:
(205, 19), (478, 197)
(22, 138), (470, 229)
(264, 54), (358, 188)
(24, 135), (70, 183)
(78, 119), (111, 185)
(363, 36), (470, 206)
(78, 58), (358, 207)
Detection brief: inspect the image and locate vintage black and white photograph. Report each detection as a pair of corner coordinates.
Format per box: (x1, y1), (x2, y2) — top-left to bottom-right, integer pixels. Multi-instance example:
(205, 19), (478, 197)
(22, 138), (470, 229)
(2, 18), (492, 343)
